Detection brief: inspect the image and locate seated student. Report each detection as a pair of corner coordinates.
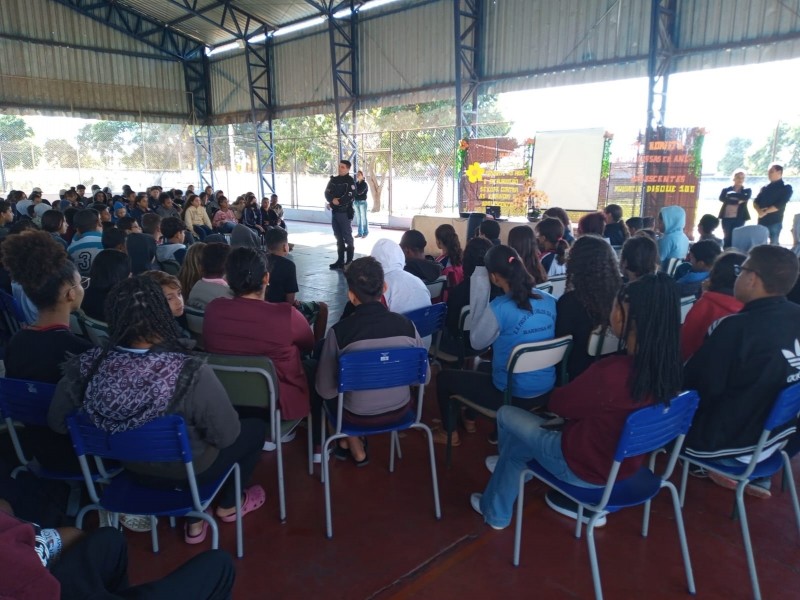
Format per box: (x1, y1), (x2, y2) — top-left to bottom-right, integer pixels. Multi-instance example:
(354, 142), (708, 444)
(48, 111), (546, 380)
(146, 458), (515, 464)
(178, 242), (206, 300)
(156, 194), (182, 220)
(141, 212), (162, 243)
(0, 200), (13, 244)
(231, 223), (261, 249)
(676, 240), (722, 298)
(697, 214), (723, 246)
(478, 219), (501, 246)
(508, 225), (547, 285)
(642, 216), (656, 230)
(48, 276), (266, 544)
(315, 256), (430, 466)
(265, 228), (328, 342)
(204, 247), (314, 423)
(41, 210), (68, 250)
(399, 230), (443, 284)
(156, 216), (188, 266)
(187, 243), (233, 310)
(731, 223), (769, 253)
(67, 209), (104, 276)
(183, 194), (213, 241)
(657, 206), (690, 268)
(370, 239), (432, 315)
(241, 195), (265, 236)
(91, 203), (112, 225)
(116, 215), (142, 236)
(535, 217), (569, 277)
(577, 212), (607, 239)
(472, 273), (682, 529)
(556, 235), (622, 382)
(434, 245), (557, 447)
(126, 232), (158, 275)
(602, 204), (630, 246)
(626, 216), (644, 236)
(433, 224), (465, 288)
(543, 207), (575, 243)
(0, 507), (235, 600)
(212, 196), (238, 234)
(112, 198), (128, 222)
(620, 234), (659, 282)
(144, 271), (185, 320)
(81, 250), (131, 322)
(2, 231), (93, 473)
(266, 194), (286, 230)
(681, 251), (745, 361)
(101, 227), (126, 252)
(684, 246), (800, 498)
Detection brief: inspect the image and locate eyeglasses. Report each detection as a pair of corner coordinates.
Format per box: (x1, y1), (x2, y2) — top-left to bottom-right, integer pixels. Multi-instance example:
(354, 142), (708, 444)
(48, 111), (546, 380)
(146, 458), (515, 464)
(69, 276), (91, 292)
(733, 265), (757, 277)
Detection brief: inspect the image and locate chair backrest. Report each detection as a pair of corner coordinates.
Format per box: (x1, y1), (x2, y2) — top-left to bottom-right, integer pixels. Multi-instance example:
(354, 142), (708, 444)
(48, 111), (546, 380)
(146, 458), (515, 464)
(764, 382), (800, 432)
(507, 335), (573, 375)
(184, 305), (205, 336)
(614, 390), (700, 461)
(535, 283), (554, 295)
(338, 347), (429, 393)
(69, 311), (85, 338)
(66, 412), (192, 464)
(206, 353), (277, 411)
(547, 275), (567, 299)
(459, 306), (472, 333)
(0, 289), (25, 334)
(425, 276), (447, 302)
(79, 313), (110, 346)
(587, 326), (622, 357)
(403, 303), (447, 339)
(0, 378), (57, 427)
(679, 296), (696, 324)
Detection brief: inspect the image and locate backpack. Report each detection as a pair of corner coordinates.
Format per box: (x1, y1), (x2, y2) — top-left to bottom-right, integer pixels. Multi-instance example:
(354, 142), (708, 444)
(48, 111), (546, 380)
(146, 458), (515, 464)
(157, 259), (181, 276)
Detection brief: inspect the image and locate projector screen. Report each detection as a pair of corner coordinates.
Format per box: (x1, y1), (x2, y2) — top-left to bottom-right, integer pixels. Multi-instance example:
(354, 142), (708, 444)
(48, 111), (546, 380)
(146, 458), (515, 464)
(531, 128), (606, 212)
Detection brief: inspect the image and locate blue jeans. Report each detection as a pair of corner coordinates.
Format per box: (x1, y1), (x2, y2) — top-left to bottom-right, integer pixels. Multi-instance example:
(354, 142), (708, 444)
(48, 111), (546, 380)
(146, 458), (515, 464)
(480, 406), (601, 528)
(354, 200), (368, 236)
(764, 221), (782, 245)
(215, 221), (236, 234)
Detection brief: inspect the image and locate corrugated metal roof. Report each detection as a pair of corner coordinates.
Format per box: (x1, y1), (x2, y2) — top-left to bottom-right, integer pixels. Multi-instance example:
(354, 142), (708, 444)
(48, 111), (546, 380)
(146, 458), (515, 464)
(273, 31), (334, 114)
(210, 53), (252, 118)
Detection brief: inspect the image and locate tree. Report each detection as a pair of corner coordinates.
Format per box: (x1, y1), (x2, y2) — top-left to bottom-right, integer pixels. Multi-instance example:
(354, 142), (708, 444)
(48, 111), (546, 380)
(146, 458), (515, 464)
(77, 121), (137, 165)
(746, 123), (794, 175)
(717, 137), (752, 175)
(44, 139), (79, 168)
(0, 115), (40, 168)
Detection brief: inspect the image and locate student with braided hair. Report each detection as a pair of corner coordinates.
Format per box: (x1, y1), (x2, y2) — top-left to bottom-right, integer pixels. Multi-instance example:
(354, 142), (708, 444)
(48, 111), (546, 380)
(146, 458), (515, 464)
(3, 230), (92, 473)
(433, 245), (557, 447)
(48, 276), (267, 545)
(472, 273), (682, 529)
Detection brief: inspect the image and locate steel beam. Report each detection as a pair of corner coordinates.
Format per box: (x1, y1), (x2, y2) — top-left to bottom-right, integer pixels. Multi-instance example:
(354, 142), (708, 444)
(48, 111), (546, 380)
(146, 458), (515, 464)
(327, 2), (359, 169)
(245, 39), (277, 198)
(194, 126), (215, 191)
(162, 0), (273, 42)
(454, 0), (482, 141)
(48, 0), (203, 60)
(185, 54), (214, 189)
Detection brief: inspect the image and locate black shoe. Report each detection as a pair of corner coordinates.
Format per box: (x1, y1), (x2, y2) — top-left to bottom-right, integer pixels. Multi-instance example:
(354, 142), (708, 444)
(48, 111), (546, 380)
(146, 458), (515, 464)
(544, 491), (607, 527)
(333, 445), (350, 461)
(329, 262), (344, 270)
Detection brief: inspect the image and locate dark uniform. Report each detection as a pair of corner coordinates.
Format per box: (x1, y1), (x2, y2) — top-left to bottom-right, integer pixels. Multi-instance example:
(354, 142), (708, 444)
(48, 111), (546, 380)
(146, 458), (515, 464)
(324, 172), (356, 269)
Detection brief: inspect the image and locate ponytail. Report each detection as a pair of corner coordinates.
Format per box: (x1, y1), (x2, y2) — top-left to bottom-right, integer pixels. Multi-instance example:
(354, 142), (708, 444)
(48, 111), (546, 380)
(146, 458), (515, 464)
(554, 238), (569, 265)
(435, 224), (463, 267)
(485, 245), (540, 311)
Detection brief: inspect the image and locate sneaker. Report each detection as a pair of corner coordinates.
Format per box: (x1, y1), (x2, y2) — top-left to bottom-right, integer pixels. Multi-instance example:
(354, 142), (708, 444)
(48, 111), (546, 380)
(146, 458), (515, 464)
(545, 490), (607, 527)
(487, 430), (498, 445)
(470, 493), (506, 530)
(354, 234), (363, 239)
(262, 429), (297, 452)
(98, 509), (114, 528)
(708, 471), (772, 499)
(120, 514), (153, 533)
(485, 455), (499, 474)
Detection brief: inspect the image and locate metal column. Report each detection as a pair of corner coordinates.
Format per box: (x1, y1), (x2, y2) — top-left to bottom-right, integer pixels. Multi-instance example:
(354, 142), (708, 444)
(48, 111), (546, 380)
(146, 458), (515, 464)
(328, 2), (359, 170)
(185, 53), (214, 191)
(454, 0), (482, 208)
(245, 39), (277, 199)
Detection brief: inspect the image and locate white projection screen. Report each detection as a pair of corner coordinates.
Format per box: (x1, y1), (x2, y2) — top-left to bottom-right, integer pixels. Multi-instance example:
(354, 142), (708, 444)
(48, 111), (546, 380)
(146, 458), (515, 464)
(531, 128), (606, 211)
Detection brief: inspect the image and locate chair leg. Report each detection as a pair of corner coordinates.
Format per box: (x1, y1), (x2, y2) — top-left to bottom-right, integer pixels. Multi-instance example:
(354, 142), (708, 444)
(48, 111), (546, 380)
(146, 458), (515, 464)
(389, 431), (396, 473)
(322, 435), (335, 538)
(575, 505), (584, 539)
(169, 517), (176, 528)
(513, 470), (528, 566)
(585, 517), (605, 600)
(641, 499), (651, 537)
(416, 424), (441, 520)
(234, 464), (243, 558)
(679, 459), (690, 507)
(735, 483), (761, 600)
(446, 398), (456, 468)
(150, 516), (159, 553)
(394, 430), (403, 459)
(320, 413), (327, 484)
(307, 414), (314, 476)
(781, 452), (800, 539)
(276, 431), (286, 523)
(664, 481), (696, 594)
(76, 505), (98, 529)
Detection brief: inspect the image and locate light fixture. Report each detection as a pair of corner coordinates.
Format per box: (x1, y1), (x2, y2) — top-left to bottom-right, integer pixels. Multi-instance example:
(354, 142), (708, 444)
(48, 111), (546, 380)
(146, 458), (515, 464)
(359, 0), (405, 13)
(248, 33), (268, 44)
(272, 15), (328, 38)
(205, 40), (244, 56)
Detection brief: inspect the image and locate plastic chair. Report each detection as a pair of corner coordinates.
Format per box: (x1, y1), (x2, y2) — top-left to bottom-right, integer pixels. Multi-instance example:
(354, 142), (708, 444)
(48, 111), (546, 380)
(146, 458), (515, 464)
(320, 347), (439, 538)
(425, 276), (447, 303)
(514, 390), (700, 600)
(402, 303), (447, 365)
(678, 383), (800, 600)
(207, 353), (309, 522)
(184, 305), (205, 347)
(67, 412), (244, 558)
(535, 282), (554, 294)
(679, 296), (696, 324)
(587, 325), (623, 357)
(547, 275), (567, 299)
(77, 312), (110, 346)
(446, 335), (573, 467)
(0, 289), (26, 336)
(433, 306), (477, 368)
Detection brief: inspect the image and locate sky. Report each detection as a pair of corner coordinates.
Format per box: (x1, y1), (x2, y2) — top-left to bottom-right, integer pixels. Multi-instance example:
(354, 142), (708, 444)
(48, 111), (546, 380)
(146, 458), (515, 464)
(17, 56), (800, 176)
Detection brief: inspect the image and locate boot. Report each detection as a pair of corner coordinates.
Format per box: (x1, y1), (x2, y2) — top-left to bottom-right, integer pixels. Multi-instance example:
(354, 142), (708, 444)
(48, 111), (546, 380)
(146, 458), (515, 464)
(344, 246), (354, 267)
(329, 249), (345, 270)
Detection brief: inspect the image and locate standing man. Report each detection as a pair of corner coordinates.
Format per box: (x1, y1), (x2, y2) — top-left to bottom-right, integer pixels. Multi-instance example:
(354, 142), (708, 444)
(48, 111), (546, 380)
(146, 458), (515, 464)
(718, 169), (751, 248)
(324, 159), (356, 270)
(754, 164), (793, 245)
(354, 170), (369, 239)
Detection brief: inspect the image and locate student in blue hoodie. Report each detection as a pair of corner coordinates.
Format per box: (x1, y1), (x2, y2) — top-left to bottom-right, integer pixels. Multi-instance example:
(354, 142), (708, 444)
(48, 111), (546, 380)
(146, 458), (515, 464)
(657, 205), (690, 269)
(676, 240), (722, 298)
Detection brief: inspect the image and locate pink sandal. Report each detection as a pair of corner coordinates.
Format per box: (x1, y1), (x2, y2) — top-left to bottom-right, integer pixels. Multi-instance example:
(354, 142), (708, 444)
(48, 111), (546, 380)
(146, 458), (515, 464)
(184, 519), (209, 544)
(219, 485), (266, 523)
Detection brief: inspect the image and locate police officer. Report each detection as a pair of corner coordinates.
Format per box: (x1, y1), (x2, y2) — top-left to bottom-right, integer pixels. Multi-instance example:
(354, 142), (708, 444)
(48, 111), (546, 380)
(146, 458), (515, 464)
(324, 159), (356, 270)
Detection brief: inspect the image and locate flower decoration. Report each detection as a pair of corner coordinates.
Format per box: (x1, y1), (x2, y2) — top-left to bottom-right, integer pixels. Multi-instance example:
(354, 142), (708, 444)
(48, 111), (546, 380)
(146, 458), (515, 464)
(466, 162), (485, 183)
(459, 139), (470, 151)
(524, 138), (535, 146)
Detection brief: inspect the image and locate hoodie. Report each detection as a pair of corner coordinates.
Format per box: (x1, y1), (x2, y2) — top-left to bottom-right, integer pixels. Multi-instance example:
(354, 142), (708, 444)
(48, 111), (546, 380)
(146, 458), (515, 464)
(658, 206), (690, 267)
(681, 290), (743, 361)
(370, 239), (431, 315)
(731, 224), (769, 253)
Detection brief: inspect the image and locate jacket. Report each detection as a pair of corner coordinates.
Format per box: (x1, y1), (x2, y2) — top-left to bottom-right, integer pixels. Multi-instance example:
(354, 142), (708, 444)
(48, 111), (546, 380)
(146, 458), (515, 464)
(683, 296), (800, 458)
(718, 185), (752, 222)
(355, 179), (369, 201)
(184, 205), (212, 229)
(371, 239), (431, 315)
(658, 206), (690, 267)
(324, 174), (355, 213)
(680, 290), (743, 361)
(754, 180), (793, 226)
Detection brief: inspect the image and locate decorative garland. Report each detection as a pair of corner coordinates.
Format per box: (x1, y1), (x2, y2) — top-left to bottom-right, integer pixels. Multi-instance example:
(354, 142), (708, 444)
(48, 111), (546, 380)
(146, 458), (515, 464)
(689, 128), (706, 177)
(455, 138), (469, 175)
(601, 132), (613, 179)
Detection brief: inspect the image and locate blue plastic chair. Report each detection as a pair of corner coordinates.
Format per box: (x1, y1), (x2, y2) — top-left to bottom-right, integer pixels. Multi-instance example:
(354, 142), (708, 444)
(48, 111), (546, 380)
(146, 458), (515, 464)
(66, 412), (244, 557)
(679, 383), (800, 600)
(514, 390), (700, 600)
(320, 347), (440, 538)
(0, 288), (26, 337)
(402, 303), (447, 365)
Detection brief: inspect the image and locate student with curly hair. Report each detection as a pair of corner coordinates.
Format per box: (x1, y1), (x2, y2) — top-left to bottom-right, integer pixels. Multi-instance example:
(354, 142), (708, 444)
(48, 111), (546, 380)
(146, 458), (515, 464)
(535, 217), (569, 277)
(507, 225), (547, 284)
(3, 231), (92, 472)
(556, 235), (622, 381)
(577, 212), (607, 238)
(48, 275), (267, 544)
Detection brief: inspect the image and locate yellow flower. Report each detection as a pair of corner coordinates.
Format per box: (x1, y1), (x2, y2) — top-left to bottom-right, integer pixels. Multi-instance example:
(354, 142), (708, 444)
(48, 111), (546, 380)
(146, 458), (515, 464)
(466, 162), (485, 183)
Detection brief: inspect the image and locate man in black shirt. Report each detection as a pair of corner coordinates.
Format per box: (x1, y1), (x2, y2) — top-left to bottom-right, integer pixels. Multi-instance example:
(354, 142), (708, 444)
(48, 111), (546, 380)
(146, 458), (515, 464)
(754, 164), (793, 245)
(399, 230), (443, 283)
(324, 160), (356, 270)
